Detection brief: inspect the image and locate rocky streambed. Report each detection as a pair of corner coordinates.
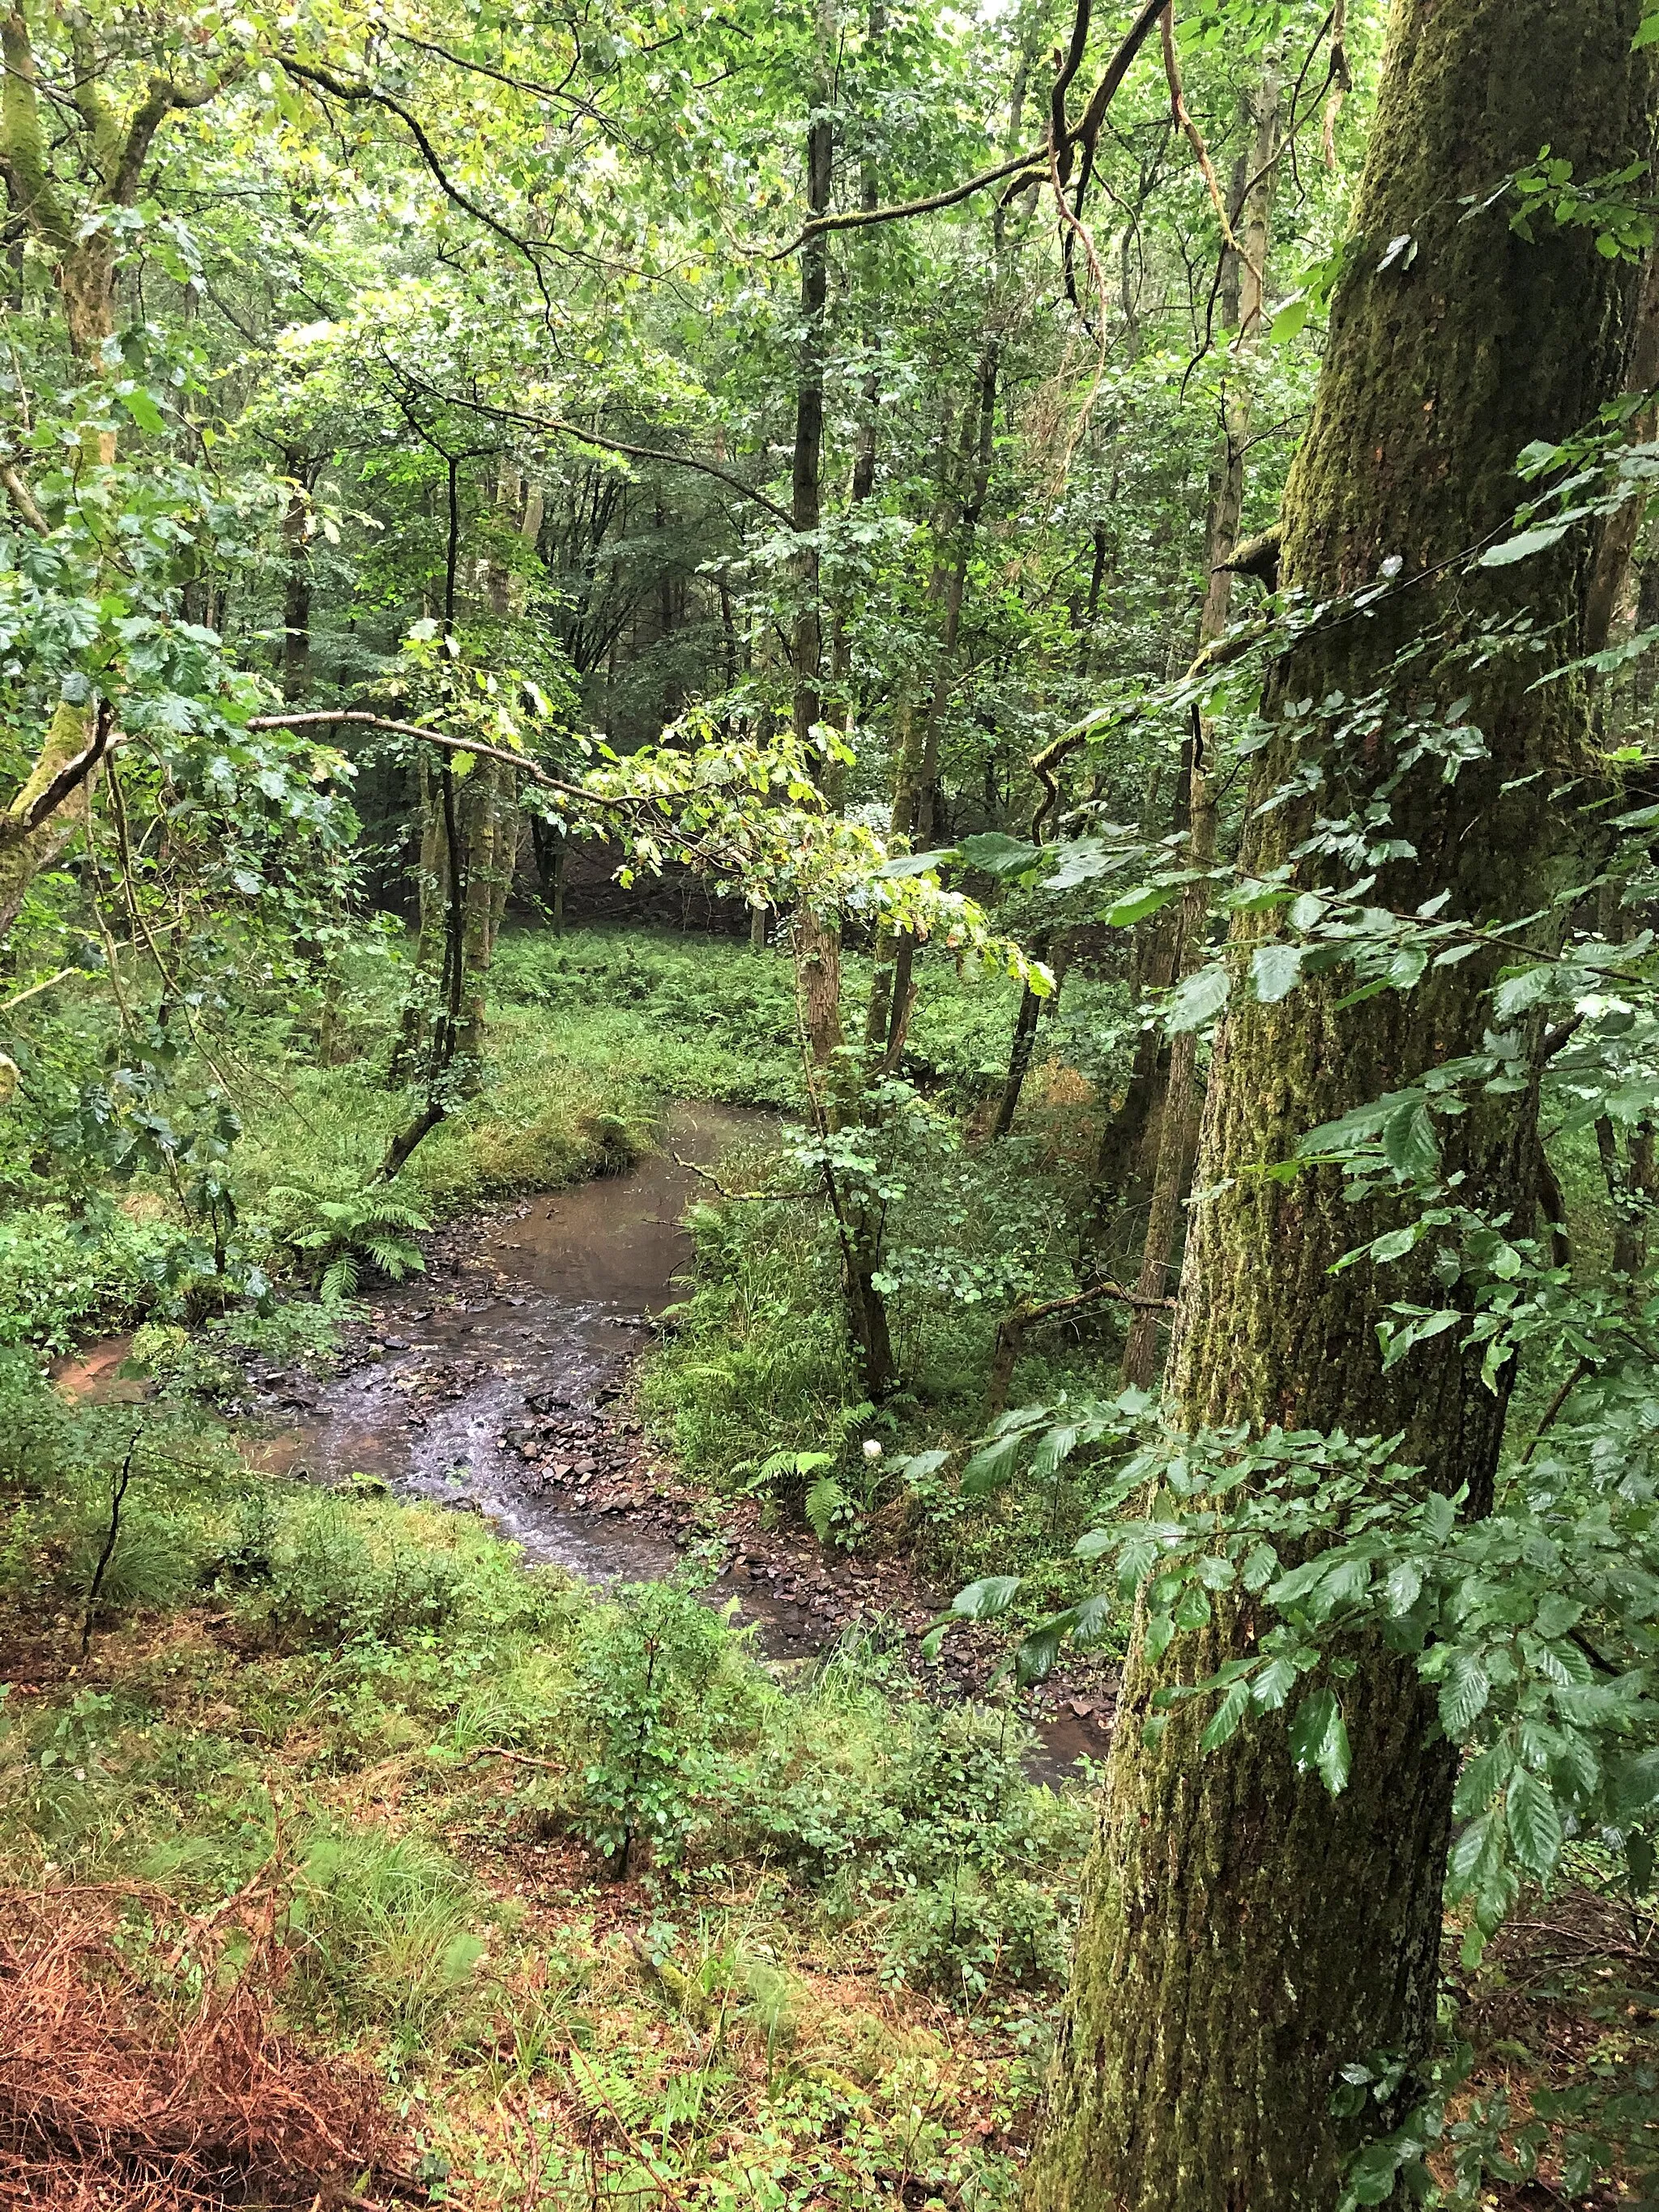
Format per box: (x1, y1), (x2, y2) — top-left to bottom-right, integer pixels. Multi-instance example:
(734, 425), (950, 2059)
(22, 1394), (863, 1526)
(74, 1102), (1119, 1774)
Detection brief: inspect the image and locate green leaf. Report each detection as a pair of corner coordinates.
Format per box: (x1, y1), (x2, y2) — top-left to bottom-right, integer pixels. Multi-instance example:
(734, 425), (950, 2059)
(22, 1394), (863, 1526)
(1252, 1655), (1299, 1709)
(1174, 1580), (1212, 1630)
(118, 384), (167, 436)
(877, 849), (955, 878)
(1371, 1226), (1418, 1264)
(1439, 1652), (1491, 1738)
(1166, 963), (1230, 1034)
(1478, 520), (1572, 567)
(957, 831), (1043, 878)
(1453, 1738), (1515, 1818)
(1346, 2137), (1407, 2206)
(951, 1575), (1021, 1621)
(1289, 1688), (1351, 1795)
(1506, 1767), (1563, 1880)
(1382, 1097), (1439, 1179)
(1384, 1561), (1422, 1613)
(1250, 941), (1306, 1003)
(1200, 1678), (1252, 1751)
(1492, 964), (1557, 1019)
(1106, 882), (1176, 928)
(1386, 944), (1428, 991)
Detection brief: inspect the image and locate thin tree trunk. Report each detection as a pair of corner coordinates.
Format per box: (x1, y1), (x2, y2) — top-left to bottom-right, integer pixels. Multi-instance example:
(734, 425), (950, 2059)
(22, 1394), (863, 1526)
(1030, 6), (1653, 2204)
(281, 450), (314, 701)
(1119, 60), (1280, 1388)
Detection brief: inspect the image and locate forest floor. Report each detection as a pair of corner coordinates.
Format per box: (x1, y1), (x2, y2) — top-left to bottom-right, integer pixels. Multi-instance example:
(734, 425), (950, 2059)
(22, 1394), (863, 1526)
(3, 927), (1653, 2208)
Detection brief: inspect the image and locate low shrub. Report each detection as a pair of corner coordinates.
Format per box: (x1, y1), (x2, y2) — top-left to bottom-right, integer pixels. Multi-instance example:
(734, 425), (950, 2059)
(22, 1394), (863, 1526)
(569, 1572), (769, 1877)
(222, 1491), (465, 1651)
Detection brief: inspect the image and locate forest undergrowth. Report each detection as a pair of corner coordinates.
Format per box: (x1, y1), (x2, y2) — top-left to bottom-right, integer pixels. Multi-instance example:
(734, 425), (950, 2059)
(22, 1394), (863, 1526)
(2, 923), (1653, 2209)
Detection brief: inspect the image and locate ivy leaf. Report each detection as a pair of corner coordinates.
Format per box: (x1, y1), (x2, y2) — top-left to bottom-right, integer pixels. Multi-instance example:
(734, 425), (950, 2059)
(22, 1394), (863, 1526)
(1507, 1767), (1563, 1880)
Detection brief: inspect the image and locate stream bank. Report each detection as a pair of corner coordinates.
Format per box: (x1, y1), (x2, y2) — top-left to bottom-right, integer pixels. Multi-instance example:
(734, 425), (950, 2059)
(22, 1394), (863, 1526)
(67, 1103), (1117, 1773)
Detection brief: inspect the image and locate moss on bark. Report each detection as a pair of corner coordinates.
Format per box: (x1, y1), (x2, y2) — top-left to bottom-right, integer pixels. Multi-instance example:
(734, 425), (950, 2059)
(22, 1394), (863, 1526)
(1029, 4), (1657, 2206)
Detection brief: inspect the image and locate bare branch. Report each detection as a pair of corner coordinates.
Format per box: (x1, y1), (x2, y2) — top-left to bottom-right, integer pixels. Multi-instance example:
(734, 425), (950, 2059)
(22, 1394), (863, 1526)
(390, 369), (794, 525)
(2, 462), (47, 535)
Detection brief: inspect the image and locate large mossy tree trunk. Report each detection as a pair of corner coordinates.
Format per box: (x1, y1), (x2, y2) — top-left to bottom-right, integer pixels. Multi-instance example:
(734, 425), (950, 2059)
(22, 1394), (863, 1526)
(1029, 5), (1654, 2207)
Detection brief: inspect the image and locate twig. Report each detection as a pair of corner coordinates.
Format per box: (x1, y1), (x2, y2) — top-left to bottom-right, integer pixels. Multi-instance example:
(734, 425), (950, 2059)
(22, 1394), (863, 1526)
(1320, 0), (1350, 168)
(1518, 1356), (1596, 1468)
(669, 1153), (812, 1203)
(466, 1745), (563, 1771)
(0, 965), (81, 1012)
(388, 369), (793, 526)
(81, 1434), (139, 1658)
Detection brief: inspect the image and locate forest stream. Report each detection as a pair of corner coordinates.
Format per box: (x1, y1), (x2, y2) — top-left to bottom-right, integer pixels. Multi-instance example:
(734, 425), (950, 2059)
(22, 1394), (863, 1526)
(58, 1102), (1104, 1779)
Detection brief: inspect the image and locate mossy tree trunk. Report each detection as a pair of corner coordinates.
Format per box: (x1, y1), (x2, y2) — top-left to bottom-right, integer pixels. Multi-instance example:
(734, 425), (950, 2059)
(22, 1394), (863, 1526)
(1030, 5), (1654, 2206)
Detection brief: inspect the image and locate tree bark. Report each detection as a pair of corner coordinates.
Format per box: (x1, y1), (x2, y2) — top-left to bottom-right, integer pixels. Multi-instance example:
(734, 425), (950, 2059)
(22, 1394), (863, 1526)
(1030, 6), (1654, 2206)
(1119, 62), (1280, 1387)
(280, 451), (315, 702)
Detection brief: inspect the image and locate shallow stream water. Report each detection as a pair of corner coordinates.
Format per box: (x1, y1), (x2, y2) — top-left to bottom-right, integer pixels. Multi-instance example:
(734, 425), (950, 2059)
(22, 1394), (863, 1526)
(59, 1102), (1107, 1774)
(247, 1100), (762, 1584)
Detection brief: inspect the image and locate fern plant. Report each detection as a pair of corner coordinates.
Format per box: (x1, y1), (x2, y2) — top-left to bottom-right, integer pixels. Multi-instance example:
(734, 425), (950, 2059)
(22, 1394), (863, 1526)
(264, 1181), (430, 1306)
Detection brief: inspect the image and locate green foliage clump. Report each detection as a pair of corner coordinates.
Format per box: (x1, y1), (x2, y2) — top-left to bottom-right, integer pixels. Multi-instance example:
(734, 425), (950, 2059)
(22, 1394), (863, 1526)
(642, 1190), (859, 1492)
(0, 1203), (168, 1352)
(263, 1178), (429, 1304)
(286, 1827), (490, 2061)
(490, 927), (804, 1106)
(569, 1574), (767, 1877)
(0, 1351), (233, 1630)
(219, 1489), (470, 1652)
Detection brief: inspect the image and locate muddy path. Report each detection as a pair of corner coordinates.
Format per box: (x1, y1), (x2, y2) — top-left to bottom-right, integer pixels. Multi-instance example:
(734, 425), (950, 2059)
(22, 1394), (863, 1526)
(68, 1103), (1117, 1775)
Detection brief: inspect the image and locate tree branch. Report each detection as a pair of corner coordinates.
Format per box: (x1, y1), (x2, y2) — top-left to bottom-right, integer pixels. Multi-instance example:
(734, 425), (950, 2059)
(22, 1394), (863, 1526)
(279, 57), (554, 307)
(244, 711), (592, 799)
(2, 462), (47, 535)
(2, 697), (113, 841)
(776, 0), (1167, 254)
(390, 369), (794, 525)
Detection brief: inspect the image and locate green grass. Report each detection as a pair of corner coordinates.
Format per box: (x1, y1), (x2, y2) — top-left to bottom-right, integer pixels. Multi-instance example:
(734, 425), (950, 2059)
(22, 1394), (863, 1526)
(0, 1348), (1085, 2203)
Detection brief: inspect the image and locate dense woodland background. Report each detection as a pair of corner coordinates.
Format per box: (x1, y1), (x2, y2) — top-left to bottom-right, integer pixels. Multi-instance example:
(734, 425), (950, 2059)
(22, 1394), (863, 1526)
(3, 0), (1659, 2206)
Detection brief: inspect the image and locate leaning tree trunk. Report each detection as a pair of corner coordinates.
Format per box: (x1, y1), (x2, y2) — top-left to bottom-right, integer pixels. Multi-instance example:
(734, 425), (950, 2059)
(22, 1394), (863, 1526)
(1029, 5), (1654, 2207)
